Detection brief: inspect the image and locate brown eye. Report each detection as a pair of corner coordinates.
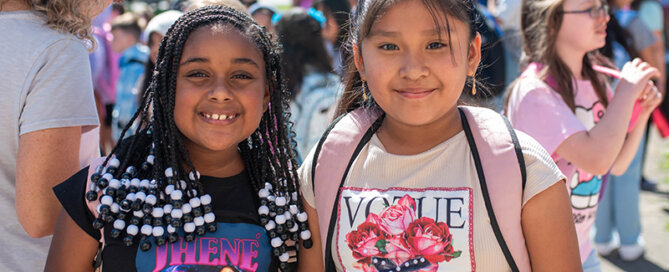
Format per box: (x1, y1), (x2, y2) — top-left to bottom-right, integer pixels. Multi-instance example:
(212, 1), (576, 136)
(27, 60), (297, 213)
(427, 42), (446, 49)
(379, 43), (399, 50)
(186, 71), (207, 78)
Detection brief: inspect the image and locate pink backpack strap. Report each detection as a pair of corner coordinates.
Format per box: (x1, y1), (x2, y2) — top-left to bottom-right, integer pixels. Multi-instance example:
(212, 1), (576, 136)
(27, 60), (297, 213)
(459, 106), (531, 272)
(85, 157), (109, 244)
(312, 106), (530, 272)
(312, 108), (383, 268)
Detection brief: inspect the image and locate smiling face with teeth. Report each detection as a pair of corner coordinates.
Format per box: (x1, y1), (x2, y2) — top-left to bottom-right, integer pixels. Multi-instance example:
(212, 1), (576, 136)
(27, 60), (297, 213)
(173, 24), (270, 166)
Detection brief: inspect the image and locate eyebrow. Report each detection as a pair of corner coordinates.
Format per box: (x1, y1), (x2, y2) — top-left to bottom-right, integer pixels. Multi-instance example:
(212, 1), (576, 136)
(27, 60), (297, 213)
(180, 57), (260, 68)
(368, 28), (449, 38)
(232, 58), (260, 68)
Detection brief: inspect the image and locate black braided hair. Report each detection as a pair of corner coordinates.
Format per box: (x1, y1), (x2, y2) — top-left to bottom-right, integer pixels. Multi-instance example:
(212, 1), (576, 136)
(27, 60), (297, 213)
(85, 6), (311, 271)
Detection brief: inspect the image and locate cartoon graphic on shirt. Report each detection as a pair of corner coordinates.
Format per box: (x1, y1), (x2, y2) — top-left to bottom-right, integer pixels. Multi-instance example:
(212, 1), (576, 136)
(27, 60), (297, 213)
(575, 100), (605, 126)
(569, 170), (602, 210)
(136, 222), (271, 272)
(338, 188), (473, 272)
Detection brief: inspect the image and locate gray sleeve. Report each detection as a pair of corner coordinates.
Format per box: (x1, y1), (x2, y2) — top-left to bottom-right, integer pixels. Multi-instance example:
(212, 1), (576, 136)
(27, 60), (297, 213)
(627, 17), (657, 52)
(19, 39), (99, 135)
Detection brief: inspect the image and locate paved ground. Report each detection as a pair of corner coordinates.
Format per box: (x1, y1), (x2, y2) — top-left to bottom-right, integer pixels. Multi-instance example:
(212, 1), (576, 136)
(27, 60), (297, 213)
(599, 126), (669, 272)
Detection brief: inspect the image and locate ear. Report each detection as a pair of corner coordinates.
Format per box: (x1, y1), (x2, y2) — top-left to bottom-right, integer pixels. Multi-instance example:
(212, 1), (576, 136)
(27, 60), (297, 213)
(353, 43), (366, 81)
(467, 33), (482, 77)
(263, 84), (271, 112)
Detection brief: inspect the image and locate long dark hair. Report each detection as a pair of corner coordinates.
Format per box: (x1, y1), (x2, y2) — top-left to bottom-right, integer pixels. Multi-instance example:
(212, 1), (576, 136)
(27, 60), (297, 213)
(275, 8), (333, 99)
(335, 0), (481, 116)
(505, 0), (611, 112)
(91, 6), (309, 270)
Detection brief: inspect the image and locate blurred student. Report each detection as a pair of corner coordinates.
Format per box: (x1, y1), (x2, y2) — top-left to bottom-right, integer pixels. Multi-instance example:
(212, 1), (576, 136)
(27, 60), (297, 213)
(110, 12), (149, 141)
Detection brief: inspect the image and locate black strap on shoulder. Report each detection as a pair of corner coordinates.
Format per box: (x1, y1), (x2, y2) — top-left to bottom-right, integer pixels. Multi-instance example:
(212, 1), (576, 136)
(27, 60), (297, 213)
(323, 116), (384, 272)
(458, 108), (520, 272)
(501, 115), (527, 190)
(93, 242), (103, 269)
(311, 114), (347, 191)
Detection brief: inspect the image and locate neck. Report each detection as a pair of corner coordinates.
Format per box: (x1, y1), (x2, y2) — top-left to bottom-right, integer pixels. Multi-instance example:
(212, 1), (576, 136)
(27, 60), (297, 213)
(184, 141), (245, 178)
(1, 0), (30, 11)
(377, 106), (463, 155)
(555, 44), (585, 80)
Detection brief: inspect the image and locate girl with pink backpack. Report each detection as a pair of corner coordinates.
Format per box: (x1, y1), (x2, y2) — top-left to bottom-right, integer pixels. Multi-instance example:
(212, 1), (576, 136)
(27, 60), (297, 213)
(505, 0), (662, 270)
(295, 0), (582, 271)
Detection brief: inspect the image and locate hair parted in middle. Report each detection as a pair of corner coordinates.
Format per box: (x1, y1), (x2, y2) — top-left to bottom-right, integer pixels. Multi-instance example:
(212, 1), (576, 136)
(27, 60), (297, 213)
(334, 0), (482, 117)
(85, 6), (312, 271)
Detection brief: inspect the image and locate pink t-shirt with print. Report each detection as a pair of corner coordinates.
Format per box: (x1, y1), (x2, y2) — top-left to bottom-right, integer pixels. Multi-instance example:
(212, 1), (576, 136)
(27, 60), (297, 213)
(507, 75), (608, 263)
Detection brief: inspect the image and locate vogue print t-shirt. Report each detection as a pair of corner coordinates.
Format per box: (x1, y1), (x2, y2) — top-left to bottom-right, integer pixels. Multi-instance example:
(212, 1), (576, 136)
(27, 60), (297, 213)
(506, 75), (610, 262)
(299, 130), (565, 271)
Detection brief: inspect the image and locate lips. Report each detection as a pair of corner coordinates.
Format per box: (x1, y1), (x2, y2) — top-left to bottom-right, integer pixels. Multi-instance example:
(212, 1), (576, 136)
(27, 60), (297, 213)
(395, 88), (435, 99)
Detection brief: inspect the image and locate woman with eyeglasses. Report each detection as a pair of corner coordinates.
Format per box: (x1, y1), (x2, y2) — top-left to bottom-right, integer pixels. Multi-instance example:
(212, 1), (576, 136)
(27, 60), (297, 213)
(505, 0), (662, 270)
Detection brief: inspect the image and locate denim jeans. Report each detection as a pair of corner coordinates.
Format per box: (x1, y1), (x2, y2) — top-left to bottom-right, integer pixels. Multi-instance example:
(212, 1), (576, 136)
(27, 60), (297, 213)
(583, 250), (602, 272)
(593, 133), (645, 245)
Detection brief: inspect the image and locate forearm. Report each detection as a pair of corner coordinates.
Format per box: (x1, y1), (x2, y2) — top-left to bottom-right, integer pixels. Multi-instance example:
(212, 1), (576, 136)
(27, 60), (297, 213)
(639, 43), (665, 94)
(610, 114), (649, 175)
(16, 127), (82, 237)
(556, 91), (637, 174)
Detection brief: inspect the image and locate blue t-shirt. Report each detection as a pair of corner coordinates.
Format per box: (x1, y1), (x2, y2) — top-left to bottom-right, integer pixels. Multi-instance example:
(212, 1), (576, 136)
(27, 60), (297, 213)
(55, 168), (277, 272)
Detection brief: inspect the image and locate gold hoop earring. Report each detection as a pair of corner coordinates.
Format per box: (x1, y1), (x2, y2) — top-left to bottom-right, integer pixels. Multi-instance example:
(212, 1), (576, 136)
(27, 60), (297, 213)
(471, 77), (477, 95)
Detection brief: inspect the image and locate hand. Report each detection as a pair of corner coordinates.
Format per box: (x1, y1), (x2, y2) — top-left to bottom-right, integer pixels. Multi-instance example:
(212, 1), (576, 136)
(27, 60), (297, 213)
(638, 81), (663, 116)
(616, 58), (661, 99)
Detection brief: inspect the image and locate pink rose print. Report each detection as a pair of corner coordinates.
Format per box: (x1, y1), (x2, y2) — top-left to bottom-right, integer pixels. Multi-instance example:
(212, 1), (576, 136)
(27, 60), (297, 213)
(345, 194), (461, 271)
(405, 217), (461, 263)
(378, 195), (416, 235)
(346, 222), (387, 259)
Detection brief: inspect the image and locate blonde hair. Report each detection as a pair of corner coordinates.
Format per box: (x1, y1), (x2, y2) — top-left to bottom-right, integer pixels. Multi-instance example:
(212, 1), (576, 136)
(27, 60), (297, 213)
(0, 0), (109, 51)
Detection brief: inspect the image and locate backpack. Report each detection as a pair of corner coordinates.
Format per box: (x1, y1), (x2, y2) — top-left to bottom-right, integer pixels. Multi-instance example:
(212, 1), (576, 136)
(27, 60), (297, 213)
(310, 106), (530, 272)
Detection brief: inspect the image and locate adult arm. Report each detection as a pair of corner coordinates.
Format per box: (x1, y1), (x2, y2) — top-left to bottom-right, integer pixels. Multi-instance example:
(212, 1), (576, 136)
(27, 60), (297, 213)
(555, 59), (659, 175)
(522, 181), (582, 271)
(15, 127), (82, 237)
(610, 83), (663, 174)
(297, 201), (325, 272)
(44, 209), (99, 272)
(637, 41), (666, 94)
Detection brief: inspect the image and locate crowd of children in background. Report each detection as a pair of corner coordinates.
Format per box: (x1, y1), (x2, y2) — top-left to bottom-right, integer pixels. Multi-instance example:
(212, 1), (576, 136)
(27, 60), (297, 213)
(2, 0), (669, 271)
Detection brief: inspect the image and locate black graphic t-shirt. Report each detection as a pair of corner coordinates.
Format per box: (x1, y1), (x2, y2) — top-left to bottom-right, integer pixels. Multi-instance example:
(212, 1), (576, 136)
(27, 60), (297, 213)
(55, 168), (277, 272)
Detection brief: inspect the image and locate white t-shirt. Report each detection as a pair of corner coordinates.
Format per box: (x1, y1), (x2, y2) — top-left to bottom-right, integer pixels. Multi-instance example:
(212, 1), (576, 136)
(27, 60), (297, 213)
(0, 10), (99, 271)
(299, 128), (565, 271)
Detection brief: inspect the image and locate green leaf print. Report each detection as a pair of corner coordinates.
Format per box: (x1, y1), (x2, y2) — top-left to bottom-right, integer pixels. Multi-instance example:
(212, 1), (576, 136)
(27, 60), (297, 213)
(449, 250), (462, 259)
(375, 239), (388, 254)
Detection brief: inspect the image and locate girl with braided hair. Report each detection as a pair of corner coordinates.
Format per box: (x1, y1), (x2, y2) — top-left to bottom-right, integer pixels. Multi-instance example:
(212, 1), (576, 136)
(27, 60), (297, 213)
(46, 6), (313, 272)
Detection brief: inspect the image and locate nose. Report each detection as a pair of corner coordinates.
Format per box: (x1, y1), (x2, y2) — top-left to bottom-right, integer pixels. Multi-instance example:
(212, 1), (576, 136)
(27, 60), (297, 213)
(208, 77), (233, 102)
(399, 50), (429, 81)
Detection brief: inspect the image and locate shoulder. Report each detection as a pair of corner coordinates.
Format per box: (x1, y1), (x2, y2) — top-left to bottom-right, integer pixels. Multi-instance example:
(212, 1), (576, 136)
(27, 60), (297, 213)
(507, 76), (563, 115)
(2, 11), (88, 64)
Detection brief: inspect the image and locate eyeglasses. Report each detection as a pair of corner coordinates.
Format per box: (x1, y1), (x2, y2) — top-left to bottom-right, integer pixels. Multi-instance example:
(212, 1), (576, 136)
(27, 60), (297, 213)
(560, 4), (609, 19)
